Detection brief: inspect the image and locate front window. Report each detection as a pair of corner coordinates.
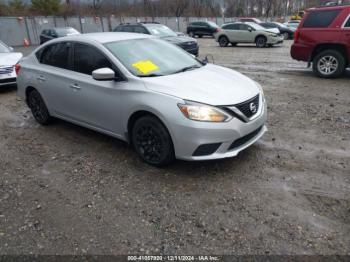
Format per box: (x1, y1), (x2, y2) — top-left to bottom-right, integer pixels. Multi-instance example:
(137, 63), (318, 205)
(0, 42), (10, 53)
(105, 38), (202, 77)
(146, 25), (177, 37)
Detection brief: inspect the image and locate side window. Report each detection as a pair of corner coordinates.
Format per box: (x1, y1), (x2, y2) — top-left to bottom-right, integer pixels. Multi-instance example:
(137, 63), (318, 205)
(134, 26), (148, 34)
(223, 24), (239, 30)
(114, 26), (123, 32)
(303, 10), (341, 28)
(344, 17), (350, 28)
(40, 42), (71, 69)
(239, 24), (249, 31)
(74, 43), (113, 76)
(124, 26), (134, 32)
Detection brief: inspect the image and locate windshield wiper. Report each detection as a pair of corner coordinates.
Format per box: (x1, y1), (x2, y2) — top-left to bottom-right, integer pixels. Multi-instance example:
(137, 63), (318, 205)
(174, 65), (201, 74)
(138, 73), (164, 78)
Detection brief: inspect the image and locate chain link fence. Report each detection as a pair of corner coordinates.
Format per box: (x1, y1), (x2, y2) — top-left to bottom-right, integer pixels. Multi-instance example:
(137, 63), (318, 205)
(0, 16), (242, 47)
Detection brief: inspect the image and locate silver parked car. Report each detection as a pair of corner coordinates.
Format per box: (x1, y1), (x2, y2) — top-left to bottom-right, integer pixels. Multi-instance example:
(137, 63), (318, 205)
(17, 33), (267, 166)
(214, 22), (284, 48)
(0, 40), (23, 87)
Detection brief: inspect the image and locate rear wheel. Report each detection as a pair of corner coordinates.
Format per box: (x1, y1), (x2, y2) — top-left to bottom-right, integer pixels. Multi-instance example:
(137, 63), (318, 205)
(27, 89), (52, 125)
(131, 116), (175, 166)
(255, 36), (267, 48)
(219, 36), (229, 47)
(313, 50), (345, 78)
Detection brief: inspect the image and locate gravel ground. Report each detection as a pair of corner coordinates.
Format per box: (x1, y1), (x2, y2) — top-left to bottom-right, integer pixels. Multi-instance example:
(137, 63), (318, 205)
(0, 40), (349, 255)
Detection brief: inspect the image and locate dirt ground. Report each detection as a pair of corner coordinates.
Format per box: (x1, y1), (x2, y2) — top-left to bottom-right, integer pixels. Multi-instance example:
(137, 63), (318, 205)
(0, 40), (349, 255)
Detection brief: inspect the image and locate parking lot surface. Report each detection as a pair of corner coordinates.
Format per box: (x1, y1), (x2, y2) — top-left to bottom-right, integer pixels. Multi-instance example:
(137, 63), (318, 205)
(0, 40), (349, 255)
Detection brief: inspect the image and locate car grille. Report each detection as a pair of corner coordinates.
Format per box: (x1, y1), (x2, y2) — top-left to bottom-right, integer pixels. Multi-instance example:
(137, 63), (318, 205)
(228, 126), (263, 151)
(234, 94), (260, 118)
(0, 66), (14, 75)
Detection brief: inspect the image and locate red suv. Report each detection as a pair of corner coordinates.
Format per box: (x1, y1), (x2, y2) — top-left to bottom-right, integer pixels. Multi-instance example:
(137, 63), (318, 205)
(291, 5), (350, 78)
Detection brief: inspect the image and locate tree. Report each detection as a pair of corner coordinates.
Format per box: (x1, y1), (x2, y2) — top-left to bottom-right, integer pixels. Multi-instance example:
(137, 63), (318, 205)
(31, 0), (60, 15)
(8, 0), (25, 15)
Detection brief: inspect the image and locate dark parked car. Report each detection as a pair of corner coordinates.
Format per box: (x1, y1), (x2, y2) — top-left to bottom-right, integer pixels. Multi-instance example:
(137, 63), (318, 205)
(186, 21), (220, 38)
(260, 22), (295, 40)
(40, 27), (80, 45)
(291, 5), (350, 78)
(114, 22), (199, 56)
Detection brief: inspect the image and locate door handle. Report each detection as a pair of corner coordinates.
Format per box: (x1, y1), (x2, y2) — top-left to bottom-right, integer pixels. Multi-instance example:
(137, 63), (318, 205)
(37, 75), (45, 81)
(69, 83), (81, 90)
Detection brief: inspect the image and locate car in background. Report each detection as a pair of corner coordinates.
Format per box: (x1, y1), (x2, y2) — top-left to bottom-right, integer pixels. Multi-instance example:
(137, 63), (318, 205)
(238, 17), (263, 24)
(16, 32), (267, 166)
(291, 5), (350, 78)
(186, 21), (220, 38)
(284, 20), (300, 29)
(0, 40), (23, 87)
(260, 21), (295, 40)
(40, 27), (80, 45)
(214, 22), (284, 48)
(114, 22), (199, 56)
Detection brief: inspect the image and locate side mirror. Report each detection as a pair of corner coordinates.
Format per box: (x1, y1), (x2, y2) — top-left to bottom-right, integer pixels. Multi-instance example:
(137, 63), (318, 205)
(248, 28), (253, 32)
(92, 68), (115, 81)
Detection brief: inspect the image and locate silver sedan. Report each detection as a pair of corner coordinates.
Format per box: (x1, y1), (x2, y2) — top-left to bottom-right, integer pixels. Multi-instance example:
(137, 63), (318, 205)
(17, 33), (267, 166)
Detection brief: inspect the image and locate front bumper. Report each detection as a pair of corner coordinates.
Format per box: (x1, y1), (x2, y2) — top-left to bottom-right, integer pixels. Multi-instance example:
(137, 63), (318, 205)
(0, 70), (17, 87)
(267, 36), (284, 45)
(171, 97), (268, 161)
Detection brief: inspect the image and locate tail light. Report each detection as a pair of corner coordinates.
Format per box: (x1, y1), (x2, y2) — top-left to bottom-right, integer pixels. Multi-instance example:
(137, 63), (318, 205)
(215, 28), (221, 33)
(15, 63), (21, 75)
(294, 27), (300, 43)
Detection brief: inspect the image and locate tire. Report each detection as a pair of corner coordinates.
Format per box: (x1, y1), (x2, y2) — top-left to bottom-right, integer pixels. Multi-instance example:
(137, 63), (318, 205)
(255, 36), (267, 48)
(312, 50), (346, 78)
(219, 36), (229, 47)
(283, 32), (290, 40)
(27, 89), (52, 125)
(131, 116), (175, 166)
(198, 35), (203, 38)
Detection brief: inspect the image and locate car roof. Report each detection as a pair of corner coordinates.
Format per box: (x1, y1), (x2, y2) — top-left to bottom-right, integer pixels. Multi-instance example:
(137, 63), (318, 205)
(57, 32), (153, 44)
(306, 4), (350, 12)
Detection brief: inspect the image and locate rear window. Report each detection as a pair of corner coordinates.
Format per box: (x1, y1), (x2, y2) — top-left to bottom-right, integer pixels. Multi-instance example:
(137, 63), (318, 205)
(303, 9), (341, 28)
(345, 17), (350, 27)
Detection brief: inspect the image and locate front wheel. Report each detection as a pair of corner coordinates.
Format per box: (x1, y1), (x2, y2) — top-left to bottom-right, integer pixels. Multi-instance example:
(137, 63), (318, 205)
(313, 50), (346, 78)
(283, 32), (290, 40)
(219, 36), (229, 47)
(255, 36), (267, 48)
(132, 116), (175, 166)
(28, 89), (52, 125)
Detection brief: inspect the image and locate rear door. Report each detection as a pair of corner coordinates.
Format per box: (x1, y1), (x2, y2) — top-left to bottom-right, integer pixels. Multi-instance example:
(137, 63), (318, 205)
(342, 15), (350, 62)
(222, 24), (240, 42)
(35, 42), (73, 114)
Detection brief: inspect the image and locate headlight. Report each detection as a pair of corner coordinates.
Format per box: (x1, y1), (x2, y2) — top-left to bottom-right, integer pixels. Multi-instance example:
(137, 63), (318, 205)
(255, 82), (265, 100)
(178, 102), (231, 122)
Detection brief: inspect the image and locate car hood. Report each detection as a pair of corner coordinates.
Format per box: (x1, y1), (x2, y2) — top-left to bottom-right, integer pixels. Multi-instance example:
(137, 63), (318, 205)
(264, 28), (280, 34)
(142, 64), (260, 106)
(162, 35), (197, 44)
(0, 52), (23, 66)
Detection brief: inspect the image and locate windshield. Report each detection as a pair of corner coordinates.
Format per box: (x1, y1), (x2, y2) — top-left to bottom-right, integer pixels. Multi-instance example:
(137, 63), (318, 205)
(0, 42), (10, 53)
(55, 28), (79, 36)
(207, 21), (219, 28)
(248, 23), (267, 31)
(105, 38), (202, 77)
(146, 25), (177, 37)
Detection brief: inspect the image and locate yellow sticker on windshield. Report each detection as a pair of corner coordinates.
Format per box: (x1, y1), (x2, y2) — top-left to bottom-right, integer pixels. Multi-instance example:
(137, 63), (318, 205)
(132, 60), (159, 75)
